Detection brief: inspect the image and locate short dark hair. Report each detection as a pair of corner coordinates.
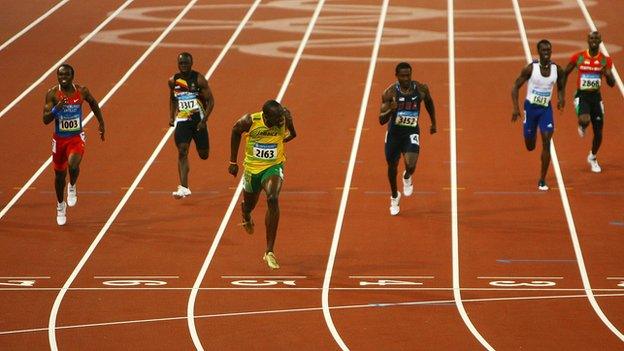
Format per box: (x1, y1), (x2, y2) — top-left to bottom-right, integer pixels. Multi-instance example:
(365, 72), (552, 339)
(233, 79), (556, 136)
(262, 99), (282, 117)
(395, 62), (412, 75)
(178, 52), (193, 62)
(57, 63), (74, 76)
(536, 39), (551, 50)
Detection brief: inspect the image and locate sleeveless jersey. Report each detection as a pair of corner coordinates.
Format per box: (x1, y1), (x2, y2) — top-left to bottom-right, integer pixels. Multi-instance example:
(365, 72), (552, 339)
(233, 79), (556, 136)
(244, 111), (286, 174)
(389, 81), (421, 135)
(526, 61), (557, 107)
(173, 71), (205, 121)
(54, 85), (84, 138)
(570, 50), (612, 92)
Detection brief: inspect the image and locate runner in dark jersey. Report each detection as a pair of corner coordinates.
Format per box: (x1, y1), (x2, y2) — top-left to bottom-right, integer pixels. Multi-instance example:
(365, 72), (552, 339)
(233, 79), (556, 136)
(564, 31), (616, 173)
(379, 62), (436, 216)
(43, 64), (105, 225)
(168, 52), (214, 198)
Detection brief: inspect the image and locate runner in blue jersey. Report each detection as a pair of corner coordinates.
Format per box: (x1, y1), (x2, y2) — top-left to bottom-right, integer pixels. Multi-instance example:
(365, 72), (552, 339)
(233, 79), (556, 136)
(511, 39), (565, 190)
(168, 52), (214, 199)
(379, 62), (436, 216)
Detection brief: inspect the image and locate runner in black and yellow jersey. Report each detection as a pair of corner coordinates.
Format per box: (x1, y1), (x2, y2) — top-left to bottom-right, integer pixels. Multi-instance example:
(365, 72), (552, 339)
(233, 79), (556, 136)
(168, 52), (214, 198)
(229, 100), (297, 269)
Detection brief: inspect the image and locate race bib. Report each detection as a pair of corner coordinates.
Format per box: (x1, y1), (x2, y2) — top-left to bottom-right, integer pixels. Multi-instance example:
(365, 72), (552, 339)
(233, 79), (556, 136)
(178, 98), (198, 112)
(528, 88), (551, 107)
(253, 143), (277, 160)
(580, 73), (601, 90)
(395, 110), (419, 127)
(59, 117), (81, 132)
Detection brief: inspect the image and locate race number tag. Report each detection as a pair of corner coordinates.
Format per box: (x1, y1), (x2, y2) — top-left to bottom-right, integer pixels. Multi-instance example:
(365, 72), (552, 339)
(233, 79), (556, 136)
(529, 88), (551, 107)
(580, 73), (601, 90)
(253, 143), (277, 160)
(395, 110), (419, 127)
(59, 117), (81, 132)
(178, 98), (198, 112)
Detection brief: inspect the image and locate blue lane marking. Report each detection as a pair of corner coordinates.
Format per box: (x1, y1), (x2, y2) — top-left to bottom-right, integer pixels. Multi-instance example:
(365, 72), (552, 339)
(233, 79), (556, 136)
(497, 259), (576, 264)
(610, 221), (624, 227)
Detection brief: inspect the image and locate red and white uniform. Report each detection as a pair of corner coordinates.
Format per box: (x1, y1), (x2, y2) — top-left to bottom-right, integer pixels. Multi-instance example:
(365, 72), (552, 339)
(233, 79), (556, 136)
(52, 86), (85, 171)
(570, 50), (613, 92)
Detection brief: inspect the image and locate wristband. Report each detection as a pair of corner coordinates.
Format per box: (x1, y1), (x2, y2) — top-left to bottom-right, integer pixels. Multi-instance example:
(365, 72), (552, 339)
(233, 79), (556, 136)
(229, 161), (237, 165)
(380, 109), (391, 116)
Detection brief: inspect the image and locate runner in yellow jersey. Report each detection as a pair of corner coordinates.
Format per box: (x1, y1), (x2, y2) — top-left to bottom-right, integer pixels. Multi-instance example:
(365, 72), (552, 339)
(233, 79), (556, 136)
(229, 100), (297, 269)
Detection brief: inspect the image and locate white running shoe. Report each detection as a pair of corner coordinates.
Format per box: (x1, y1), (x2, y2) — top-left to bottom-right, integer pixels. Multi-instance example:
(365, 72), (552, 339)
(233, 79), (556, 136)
(389, 192), (401, 216)
(56, 201), (67, 226)
(67, 184), (77, 207)
(577, 125), (586, 138)
(538, 179), (549, 191)
(172, 185), (192, 199)
(587, 152), (601, 173)
(402, 172), (413, 197)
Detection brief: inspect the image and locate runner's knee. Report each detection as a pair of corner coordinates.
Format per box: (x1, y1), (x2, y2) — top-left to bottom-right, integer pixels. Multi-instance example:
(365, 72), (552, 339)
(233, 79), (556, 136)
(177, 144), (189, 158)
(266, 194), (279, 207)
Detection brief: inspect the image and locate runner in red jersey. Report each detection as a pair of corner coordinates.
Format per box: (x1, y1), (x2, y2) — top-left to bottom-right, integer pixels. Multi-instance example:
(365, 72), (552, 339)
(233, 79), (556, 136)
(564, 31), (616, 173)
(43, 64), (105, 225)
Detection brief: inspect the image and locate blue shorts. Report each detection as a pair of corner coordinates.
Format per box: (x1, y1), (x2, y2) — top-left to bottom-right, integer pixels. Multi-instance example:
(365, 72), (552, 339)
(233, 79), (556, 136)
(523, 100), (554, 140)
(385, 127), (420, 163)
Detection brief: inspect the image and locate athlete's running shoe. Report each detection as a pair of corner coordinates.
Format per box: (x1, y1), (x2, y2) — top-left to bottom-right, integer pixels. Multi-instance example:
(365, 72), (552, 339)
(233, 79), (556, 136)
(577, 125), (586, 138)
(537, 179), (549, 191)
(587, 151), (601, 173)
(67, 184), (77, 207)
(56, 201), (67, 226)
(172, 185), (191, 199)
(389, 191), (401, 216)
(241, 202), (254, 234)
(402, 172), (413, 197)
(263, 252), (280, 269)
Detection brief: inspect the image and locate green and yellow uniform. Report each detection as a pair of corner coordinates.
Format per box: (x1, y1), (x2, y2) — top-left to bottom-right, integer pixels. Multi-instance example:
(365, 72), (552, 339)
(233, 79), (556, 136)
(243, 111), (286, 193)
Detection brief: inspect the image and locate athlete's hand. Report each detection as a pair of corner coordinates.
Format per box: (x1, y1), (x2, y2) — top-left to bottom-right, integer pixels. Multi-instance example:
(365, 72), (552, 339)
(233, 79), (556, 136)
(511, 110), (520, 122)
(98, 123), (105, 141)
(169, 119), (174, 127)
(389, 96), (398, 110)
(228, 163), (238, 177)
(197, 120), (207, 131)
(557, 99), (565, 111)
(430, 124), (437, 134)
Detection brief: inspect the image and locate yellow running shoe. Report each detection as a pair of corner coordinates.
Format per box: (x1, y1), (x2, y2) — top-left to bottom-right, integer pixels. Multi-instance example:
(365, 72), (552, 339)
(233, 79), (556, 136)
(263, 252), (280, 269)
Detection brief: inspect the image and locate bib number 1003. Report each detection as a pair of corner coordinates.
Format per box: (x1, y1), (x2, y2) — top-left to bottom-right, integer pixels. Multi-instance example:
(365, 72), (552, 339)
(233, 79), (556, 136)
(60, 118), (79, 131)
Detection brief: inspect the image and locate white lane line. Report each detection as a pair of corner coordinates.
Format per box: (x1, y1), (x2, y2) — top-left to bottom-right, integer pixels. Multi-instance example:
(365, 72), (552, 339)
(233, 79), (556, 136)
(607, 277), (624, 280)
(3, 286), (623, 292)
(0, 0), (135, 120)
(7, 292), (624, 337)
(221, 276), (307, 278)
(448, 0), (494, 349)
(47, 2), (201, 350)
(93, 276), (179, 279)
(477, 276), (563, 280)
(0, 276), (50, 279)
(349, 276), (435, 279)
(186, 1), (326, 350)
(512, 0), (624, 342)
(321, 1), (389, 350)
(575, 0), (624, 97)
(0, 0), (69, 52)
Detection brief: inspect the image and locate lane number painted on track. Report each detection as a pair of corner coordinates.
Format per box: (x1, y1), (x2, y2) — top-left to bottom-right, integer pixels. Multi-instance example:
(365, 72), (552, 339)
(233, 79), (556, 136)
(230, 279), (297, 286)
(489, 280), (556, 287)
(102, 279), (168, 286)
(359, 279), (423, 287)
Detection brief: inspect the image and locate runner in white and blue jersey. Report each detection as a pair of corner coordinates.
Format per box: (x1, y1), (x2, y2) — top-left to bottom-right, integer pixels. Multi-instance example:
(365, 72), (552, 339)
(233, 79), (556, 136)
(511, 39), (565, 191)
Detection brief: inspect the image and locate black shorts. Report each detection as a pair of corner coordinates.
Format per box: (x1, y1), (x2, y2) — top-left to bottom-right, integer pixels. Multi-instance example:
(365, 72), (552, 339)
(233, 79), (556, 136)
(384, 126), (420, 163)
(574, 90), (604, 129)
(174, 114), (209, 149)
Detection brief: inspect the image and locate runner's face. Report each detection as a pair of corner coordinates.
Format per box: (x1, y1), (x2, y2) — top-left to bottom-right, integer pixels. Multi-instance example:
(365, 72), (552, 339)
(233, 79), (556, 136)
(538, 43), (552, 63)
(588, 32), (601, 51)
(57, 67), (73, 87)
(178, 56), (192, 74)
(396, 68), (411, 89)
(266, 107), (285, 127)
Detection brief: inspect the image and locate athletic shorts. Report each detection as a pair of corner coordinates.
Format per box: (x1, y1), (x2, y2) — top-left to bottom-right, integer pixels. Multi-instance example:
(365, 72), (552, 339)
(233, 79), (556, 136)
(52, 133), (85, 171)
(523, 100), (554, 140)
(243, 163), (284, 193)
(574, 90), (604, 129)
(174, 114), (209, 149)
(384, 126), (420, 163)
